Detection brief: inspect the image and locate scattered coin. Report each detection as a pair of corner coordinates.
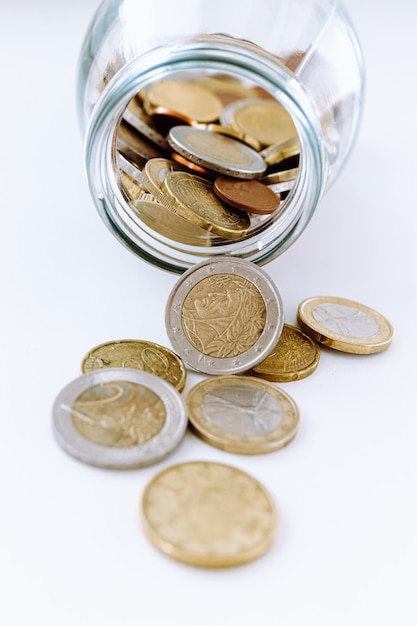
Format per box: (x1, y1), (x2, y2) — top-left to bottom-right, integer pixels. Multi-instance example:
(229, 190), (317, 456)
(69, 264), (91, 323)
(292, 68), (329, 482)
(141, 460), (278, 567)
(52, 368), (187, 469)
(165, 257), (284, 375)
(251, 323), (320, 381)
(116, 121), (165, 168)
(259, 136), (300, 167)
(213, 176), (280, 215)
(186, 375), (300, 454)
(297, 296), (394, 354)
(168, 125), (267, 179)
(80, 339), (187, 392)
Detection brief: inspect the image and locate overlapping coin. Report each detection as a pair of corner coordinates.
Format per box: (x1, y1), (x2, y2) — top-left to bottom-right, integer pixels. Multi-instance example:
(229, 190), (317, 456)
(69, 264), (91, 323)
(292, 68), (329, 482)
(52, 368), (187, 469)
(252, 323), (320, 381)
(186, 375), (300, 454)
(297, 296), (394, 354)
(80, 339), (187, 392)
(165, 256), (284, 375)
(141, 461), (277, 567)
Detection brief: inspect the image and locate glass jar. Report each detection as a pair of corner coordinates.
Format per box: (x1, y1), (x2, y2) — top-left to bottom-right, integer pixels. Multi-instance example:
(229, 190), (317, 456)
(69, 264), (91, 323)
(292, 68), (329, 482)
(77, 0), (364, 273)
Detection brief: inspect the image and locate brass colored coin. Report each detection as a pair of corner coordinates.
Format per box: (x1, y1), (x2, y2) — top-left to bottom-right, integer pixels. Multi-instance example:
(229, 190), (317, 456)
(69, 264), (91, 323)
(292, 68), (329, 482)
(81, 339), (187, 392)
(129, 196), (213, 247)
(259, 137), (300, 167)
(141, 157), (187, 208)
(213, 176), (280, 215)
(163, 171), (250, 239)
(168, 125), (266, 179)
(146, 79), (223, 123)
(186, 375), (300, 454)
(260, 166), (299, 185)
(119, 170), (144, 201)
(252, 323), (320, 382)
(297, 296), (394, 354)
(197, 74), (260, 103)
(141, 461), (278, 567)
(223, 98), (298, 147)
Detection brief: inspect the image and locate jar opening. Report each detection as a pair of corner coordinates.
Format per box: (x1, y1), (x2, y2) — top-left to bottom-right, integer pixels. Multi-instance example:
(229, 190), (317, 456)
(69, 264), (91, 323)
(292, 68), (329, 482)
(86, 37), (324, 272)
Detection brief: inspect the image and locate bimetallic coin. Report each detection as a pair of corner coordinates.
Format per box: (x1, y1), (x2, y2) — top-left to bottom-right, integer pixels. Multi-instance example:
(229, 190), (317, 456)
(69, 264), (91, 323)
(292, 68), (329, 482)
(196, 123), (261, 152)
(213, 176), (280, 215)
(165, 257), (284, 375)
(297, 296), (394, 354)
(168, 126), (266, 179)
(52, 368), (187, 469)
(146, 79), (223, 123)
(163, 171), (250, 239)
(81, 339), (187, 392)
(186, 375), (299, 454)
(221, 98), (298, 147)
(252, 323), (320, 382)
(142, 157), (187, 208)
(141, 461), (277, 567)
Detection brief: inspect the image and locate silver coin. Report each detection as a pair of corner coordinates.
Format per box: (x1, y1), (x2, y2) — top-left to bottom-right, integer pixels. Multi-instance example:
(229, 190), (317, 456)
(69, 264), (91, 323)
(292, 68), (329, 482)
(165, 257), (284, 375)
(167, 125), (266, 179)
(52, 368), (187, 469)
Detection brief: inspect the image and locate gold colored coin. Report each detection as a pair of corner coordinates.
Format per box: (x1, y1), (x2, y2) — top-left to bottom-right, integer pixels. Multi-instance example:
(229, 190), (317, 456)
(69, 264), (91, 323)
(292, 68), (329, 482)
(186, 375), (300, 454)
(197, 123), (261, 152)
(252, 323), (320, 382)
(142, 157), (187, 207)
(259, 137), (300, 167)
(297, 296), (394, 354)
(260, 166), (299, 186)
(146, 79), (223, 123)
(227, 98), (298, 147)
(119, 170), (144, 201)
(141, 461), (278, 568)
(163, 171), (250, 239)
(81, 339), (187, 392)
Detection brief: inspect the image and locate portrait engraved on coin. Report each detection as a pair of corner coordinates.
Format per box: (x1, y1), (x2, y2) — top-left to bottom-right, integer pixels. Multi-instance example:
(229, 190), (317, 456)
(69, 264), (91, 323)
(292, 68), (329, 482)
(201, 383), (282, 435)
(70, 381), (166, 448)
(312, 303), (380, 338)
(181, 274), (266, 358)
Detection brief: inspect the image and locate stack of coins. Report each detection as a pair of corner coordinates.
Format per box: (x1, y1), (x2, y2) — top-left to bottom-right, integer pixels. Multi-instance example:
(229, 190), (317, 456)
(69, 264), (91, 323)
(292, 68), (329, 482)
(51, 254), (393, 568)
(115, 73), (300, 246)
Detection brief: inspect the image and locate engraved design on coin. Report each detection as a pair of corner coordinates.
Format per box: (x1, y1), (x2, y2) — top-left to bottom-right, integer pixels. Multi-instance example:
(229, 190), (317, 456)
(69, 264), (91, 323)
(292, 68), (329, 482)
(165, 257), (284, 375)
(52, 369), (187, 469)
(182, 274), (266, 358)
(297, 296), (394, 354)
(201, 383), (282, 435)
(186, 375), (299, 454)
(141, 461), (278, 567)
(70, 381), (166, 448)
(81, 339), (186, 391)
(252, 323), (320, 382)
(313, 303), (379, 338)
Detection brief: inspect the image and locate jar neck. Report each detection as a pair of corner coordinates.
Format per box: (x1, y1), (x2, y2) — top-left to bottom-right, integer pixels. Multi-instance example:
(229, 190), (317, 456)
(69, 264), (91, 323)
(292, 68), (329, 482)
(85, 35), (327, 273)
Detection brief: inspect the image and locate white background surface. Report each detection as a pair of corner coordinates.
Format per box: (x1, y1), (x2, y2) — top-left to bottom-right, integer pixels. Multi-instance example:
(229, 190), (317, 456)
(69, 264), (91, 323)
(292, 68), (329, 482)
(1, 1), (416, 624)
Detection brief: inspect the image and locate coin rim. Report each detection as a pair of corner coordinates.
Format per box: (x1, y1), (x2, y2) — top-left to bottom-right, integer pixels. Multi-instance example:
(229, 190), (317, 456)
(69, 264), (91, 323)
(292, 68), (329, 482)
(52, 368), (187, 469)
(186, 375), (300, 454)
(297, 296), (394, 354)
(80, 339), (187, 392)
(165, 257), (285, 375)
(140, 460), (278, 567)
(168, 125), (267, 179)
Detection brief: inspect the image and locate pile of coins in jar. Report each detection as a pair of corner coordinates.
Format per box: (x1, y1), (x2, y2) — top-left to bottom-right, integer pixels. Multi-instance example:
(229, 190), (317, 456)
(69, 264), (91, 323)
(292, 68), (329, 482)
(113, 74), (300, 247)
(52, 254), (393, 568)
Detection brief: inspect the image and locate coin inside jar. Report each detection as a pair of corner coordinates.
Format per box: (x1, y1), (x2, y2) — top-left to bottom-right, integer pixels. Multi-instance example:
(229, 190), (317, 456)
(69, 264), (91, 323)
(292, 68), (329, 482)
(213, 176), (280, 214)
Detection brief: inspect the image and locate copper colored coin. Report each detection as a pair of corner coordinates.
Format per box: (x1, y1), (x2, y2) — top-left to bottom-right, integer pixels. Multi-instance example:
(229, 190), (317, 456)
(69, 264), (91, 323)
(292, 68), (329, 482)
(213, 176), (280, 215)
